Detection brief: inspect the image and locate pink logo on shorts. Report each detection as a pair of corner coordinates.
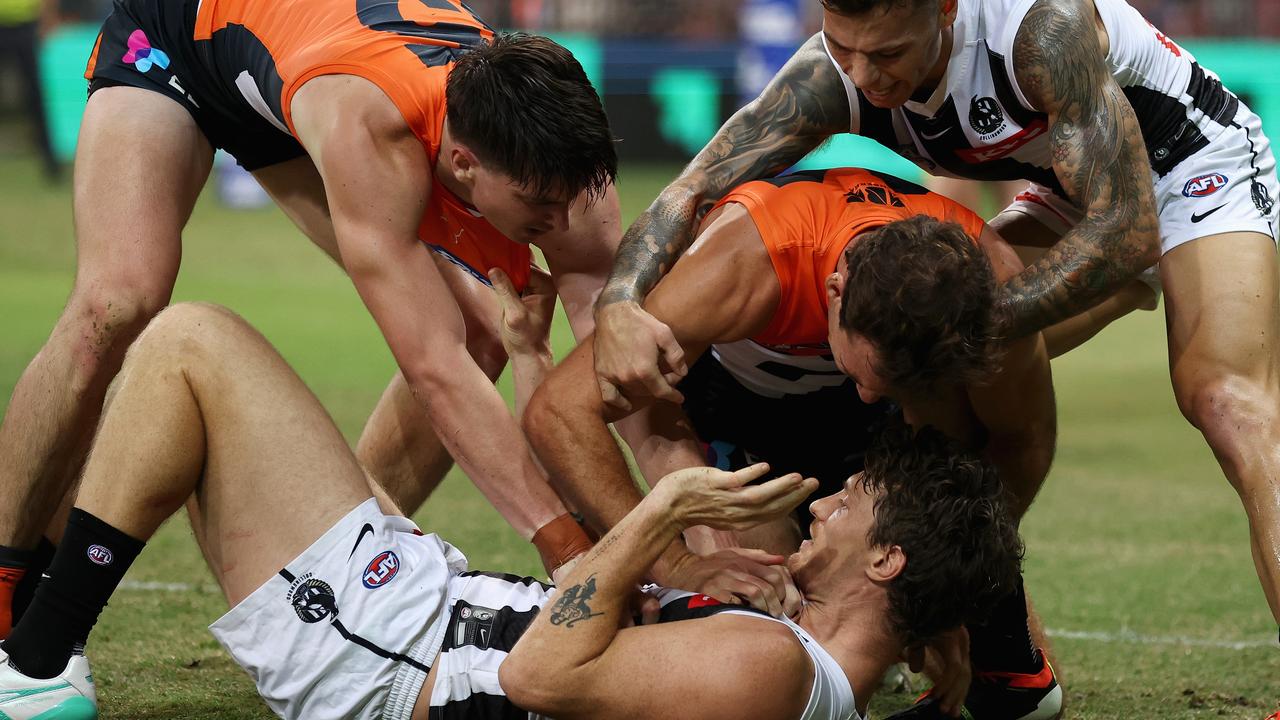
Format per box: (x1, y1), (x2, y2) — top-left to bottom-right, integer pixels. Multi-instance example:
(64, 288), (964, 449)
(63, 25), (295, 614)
(1183, 173), (1229, 198)
(362, 551), (399, 589)
(87, 544), (114, 566)
(122, 30), (170, 73)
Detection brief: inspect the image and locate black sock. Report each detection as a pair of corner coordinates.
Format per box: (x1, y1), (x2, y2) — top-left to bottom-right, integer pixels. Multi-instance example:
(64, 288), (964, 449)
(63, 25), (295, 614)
(2, 510), (144, 679)
(967, 574), (1042, 674)
(12, 537), (56, 623)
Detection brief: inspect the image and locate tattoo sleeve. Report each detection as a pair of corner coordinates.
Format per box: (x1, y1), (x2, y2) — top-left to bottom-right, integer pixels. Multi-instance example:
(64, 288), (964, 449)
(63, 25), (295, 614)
(1002, 0), (1161, 337)
(598, 33), (850, 307)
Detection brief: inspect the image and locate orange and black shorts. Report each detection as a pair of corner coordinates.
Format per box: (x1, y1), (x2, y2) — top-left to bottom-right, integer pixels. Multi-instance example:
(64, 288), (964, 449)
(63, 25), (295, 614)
(84, 0), (305, 170)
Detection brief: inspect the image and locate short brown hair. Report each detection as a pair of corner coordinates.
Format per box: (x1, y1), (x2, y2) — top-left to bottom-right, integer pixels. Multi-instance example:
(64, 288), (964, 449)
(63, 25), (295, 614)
(839, 214), (1001, 395)
(446, 33), (617, 201)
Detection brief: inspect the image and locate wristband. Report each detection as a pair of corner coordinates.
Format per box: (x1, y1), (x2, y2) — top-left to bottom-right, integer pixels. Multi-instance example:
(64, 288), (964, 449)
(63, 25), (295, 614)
(532, 513), (593, 574)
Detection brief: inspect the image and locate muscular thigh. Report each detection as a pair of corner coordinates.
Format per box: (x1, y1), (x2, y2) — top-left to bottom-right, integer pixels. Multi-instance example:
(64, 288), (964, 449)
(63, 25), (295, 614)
(73, 86), (213, 303)
(175, 305), (375, 604)
(1161, 231), (1280, 389)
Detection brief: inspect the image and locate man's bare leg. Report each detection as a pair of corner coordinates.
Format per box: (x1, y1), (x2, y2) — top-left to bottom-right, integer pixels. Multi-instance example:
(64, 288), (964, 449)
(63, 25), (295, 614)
(1163, 231), (1280, 621)
(2, 302), (379, 683)
(0, 87), (212, 633)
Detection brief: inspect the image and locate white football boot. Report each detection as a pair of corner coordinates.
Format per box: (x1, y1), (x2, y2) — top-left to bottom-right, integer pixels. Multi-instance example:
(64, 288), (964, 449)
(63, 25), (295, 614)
(0, 649), (97, 720)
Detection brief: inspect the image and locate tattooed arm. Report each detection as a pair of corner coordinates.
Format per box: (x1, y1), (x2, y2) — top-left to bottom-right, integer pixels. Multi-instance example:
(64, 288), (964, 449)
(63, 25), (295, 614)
(593, 33), (849, 411)
(500, 465), (815, 719)
(1000, 0), (1161, 337)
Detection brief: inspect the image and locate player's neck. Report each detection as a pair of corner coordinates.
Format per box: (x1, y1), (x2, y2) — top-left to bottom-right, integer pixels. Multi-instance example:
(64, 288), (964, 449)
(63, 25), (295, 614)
(796, 597), (900, 715)
(912, 24), (954, 102)
(434, 125), (477, 208)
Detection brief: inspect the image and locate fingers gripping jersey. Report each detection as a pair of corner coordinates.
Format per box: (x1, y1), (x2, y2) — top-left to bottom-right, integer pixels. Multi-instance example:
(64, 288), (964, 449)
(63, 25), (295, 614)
(717, 168), (986, 350)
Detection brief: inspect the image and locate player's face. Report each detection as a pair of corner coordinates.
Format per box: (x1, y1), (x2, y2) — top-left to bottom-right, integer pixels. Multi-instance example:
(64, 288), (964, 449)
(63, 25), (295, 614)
(788, 474), (877, 585)
(826, 288), (893, 404)
(821, 2), (953, 109)
(468, 165), (575, 244)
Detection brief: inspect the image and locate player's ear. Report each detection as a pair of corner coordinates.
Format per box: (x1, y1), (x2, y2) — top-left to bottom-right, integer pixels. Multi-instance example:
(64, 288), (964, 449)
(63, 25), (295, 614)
(451, 145), (480, 185)
(938, 0), (958, 29)
(825, 271), (845, 304)
(867, 544), (906, 583)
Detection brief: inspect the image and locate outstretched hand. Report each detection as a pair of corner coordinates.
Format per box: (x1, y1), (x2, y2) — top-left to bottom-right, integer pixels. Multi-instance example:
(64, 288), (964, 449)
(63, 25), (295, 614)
(658, 463), (818, 533)
(593, 301), (687, 413)
(489, 266), (557, 358)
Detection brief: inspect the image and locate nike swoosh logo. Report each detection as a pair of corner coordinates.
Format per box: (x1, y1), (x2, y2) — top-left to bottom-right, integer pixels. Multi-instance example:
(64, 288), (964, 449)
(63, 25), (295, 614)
(1191, 204), (1227, 223)
(920, 127), (950, 141)
(348, 523), (375, 559)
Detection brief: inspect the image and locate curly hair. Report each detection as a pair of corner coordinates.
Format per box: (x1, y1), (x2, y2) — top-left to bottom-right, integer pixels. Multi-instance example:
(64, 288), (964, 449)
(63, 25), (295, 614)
(859, 421), (1024, 646)
(446, 33), (617, 202)
(839, 214), (1003, 396)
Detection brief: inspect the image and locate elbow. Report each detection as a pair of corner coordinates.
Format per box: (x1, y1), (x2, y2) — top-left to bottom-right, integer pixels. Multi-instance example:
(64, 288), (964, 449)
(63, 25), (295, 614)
(499, 653), (571, 717)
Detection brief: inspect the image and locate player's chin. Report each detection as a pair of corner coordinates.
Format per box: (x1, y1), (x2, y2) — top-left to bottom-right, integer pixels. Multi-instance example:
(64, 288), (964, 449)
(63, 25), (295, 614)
(862, 86), (908, 109)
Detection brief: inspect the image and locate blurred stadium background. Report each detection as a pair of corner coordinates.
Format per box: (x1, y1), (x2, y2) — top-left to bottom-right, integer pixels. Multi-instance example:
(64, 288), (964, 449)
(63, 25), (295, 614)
(1, 0), (1278, 718)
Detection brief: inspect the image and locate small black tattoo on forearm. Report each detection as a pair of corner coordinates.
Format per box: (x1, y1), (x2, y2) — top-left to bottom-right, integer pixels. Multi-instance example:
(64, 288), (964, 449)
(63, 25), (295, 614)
(549, 575), (605, 627)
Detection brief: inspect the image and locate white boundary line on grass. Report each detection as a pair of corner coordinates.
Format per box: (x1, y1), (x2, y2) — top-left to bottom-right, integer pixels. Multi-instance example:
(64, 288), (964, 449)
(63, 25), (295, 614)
(120, 580), (1277, 650)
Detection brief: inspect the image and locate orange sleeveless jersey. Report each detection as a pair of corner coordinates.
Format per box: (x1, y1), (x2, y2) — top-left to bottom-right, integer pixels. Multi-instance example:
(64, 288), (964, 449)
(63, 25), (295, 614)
(715, 168), (986, 350)
(190, 0), (531, 289)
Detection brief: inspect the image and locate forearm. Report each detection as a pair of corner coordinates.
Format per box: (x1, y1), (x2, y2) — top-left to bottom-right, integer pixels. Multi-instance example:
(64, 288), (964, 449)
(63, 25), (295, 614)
(996, 217), (1158, 337)
(525, 383), (647, 539)
(509, 492), (679, 680)
(510, 349), (554, 420)
(983, 430), (1054, 520)
(408, 361), (565, 539)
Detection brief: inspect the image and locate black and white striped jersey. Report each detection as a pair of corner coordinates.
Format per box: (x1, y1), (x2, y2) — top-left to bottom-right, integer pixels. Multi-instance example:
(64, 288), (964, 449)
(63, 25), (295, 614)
(825, 0), (1242, 194)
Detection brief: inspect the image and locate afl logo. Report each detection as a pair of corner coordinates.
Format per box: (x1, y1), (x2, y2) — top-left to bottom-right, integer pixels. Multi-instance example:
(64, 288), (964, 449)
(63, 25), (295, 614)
(362, 550), (400, 589)
(1183, 173), (1229, 198)
(969, 96), (1005, 136)
(87, 545), (113, 566)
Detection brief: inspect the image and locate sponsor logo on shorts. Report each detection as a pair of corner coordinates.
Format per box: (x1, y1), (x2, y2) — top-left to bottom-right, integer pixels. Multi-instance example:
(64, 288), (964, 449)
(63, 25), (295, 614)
(1182, 173), (1229, 198)
(122, 30), (170, 73)
(1252, 181), (1275, 216)
(362, 550), (399, 589)
(86, 545), (113, 566)
(286, 573), (336, 623)
(686, 594), (721, 609)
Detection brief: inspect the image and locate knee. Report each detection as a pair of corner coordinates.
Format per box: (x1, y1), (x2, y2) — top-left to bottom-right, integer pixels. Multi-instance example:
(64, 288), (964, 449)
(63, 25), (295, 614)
(130, 302), (248, 364)
(1175, 371), (1276, 471)
(64, 283), (169, 349)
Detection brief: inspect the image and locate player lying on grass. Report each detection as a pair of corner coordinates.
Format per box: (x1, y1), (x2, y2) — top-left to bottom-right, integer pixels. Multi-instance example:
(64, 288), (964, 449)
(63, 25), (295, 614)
(0, 298), (1022, 720)
(525, 167), (1058, 718)
(0, 0), (618, 633)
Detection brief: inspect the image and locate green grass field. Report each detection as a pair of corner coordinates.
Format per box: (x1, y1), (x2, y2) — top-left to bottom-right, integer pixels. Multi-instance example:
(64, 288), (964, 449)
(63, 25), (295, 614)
(0, 151), (1277, 719)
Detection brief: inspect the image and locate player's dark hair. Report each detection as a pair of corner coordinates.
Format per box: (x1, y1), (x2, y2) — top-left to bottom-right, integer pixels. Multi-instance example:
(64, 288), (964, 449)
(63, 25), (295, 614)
(446, 32), (617, 201)
(838, 214), (1002, 396)
(860, 421), (1023, 646)
(821, 0), (938, 16)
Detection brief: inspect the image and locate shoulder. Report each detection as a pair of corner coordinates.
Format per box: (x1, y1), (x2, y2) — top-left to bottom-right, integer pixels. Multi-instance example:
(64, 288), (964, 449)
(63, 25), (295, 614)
(1011, 0), (1110, 111)
(698, 615), (814, 715)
